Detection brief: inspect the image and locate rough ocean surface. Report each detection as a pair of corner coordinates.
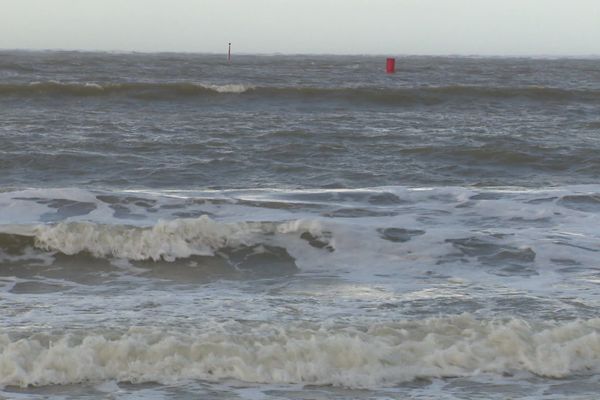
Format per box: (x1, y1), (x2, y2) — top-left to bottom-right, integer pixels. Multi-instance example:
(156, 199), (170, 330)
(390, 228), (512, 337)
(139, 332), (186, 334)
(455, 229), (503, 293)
(1, 51), (600, 399)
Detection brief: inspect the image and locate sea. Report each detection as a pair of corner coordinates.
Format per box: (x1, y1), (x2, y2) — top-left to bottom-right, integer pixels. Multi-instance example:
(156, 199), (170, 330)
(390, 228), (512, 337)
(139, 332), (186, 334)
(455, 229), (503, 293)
(1, 51), (600, 399)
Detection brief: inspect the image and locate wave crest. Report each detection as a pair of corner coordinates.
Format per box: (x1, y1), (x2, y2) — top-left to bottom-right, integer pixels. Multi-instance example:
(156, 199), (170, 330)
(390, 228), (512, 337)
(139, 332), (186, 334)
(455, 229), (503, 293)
(27, 216), (327, 262)
(1, 82), (598, 103)
(33, 216), (262, 261)
(0, 82), (254, 98)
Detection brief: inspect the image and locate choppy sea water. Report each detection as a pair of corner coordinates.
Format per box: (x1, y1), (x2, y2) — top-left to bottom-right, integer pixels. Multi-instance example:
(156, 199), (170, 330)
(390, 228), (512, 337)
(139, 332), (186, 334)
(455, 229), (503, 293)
(1, 51), (600, 399)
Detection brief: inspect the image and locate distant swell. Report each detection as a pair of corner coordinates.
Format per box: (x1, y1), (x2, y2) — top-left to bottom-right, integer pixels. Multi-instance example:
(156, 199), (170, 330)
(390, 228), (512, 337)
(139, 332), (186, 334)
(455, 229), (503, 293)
(0, 82), (253, 98)
(2, 315), (600, 388)
(1, 82), (598, 103)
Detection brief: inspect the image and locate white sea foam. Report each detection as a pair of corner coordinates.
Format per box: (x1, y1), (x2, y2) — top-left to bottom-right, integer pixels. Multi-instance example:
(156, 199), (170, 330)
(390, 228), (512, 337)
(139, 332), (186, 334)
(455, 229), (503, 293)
(83, 82), (103, 89)
(33, 216), (259, 261)
(203, 83), (254, 94)
(1, 315), (600, 389)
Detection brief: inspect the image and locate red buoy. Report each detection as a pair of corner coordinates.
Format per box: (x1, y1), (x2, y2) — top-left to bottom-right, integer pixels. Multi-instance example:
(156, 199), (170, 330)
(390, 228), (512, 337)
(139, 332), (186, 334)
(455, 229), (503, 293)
(386, 58), (396, 74)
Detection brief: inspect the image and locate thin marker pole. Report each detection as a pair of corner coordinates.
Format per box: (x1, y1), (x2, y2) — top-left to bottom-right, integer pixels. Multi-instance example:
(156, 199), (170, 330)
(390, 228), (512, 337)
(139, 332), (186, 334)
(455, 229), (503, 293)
(228, 43), (231, 63)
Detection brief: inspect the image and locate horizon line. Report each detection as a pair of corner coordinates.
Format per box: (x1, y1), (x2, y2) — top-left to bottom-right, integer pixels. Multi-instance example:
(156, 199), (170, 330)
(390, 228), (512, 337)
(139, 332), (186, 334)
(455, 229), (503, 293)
(2, 48), (600, 59)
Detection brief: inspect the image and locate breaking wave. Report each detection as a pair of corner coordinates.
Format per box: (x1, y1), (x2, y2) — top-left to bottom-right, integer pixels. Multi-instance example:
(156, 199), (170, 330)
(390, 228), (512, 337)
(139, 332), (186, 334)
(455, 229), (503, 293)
(0, 216), (329, 262)
(2, 315), (600, 388)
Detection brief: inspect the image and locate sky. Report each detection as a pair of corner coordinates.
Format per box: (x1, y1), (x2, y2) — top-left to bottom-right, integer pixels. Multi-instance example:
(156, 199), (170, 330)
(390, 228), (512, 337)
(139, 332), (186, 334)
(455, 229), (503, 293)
(1, 0), (599, 55)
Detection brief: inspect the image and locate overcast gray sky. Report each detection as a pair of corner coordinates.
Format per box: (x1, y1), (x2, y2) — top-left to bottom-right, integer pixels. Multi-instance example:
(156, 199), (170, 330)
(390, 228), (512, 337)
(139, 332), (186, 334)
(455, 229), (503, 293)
(1, 0), (599, 55)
